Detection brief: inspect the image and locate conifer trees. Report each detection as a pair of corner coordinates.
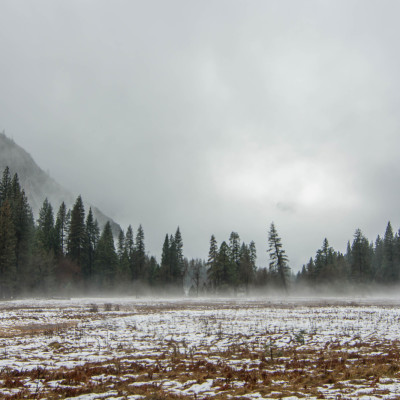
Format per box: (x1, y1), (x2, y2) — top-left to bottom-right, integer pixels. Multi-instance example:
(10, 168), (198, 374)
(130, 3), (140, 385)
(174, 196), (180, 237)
(83, 208), (100, 282)
(116, 228), (130, 284)
(238, 243), (253, 293)
(350, 229), (371, 283)
(36, 198), (55, 253)
(135, 224), (146, 280)
(94, 221), (118, 289)
(160, 234), (171, 283)
(0, 167), (12, 204)
(4, 166), (400, 296)
(10, 179), (34, 289)
(125, 225), (135, 279)
(382, 222), (396, 282)
(159, 227), (185, 288)
(54, 202), (68, 257)
(67, 196), (85, 267)
(174, 227), (184, 282)
(207, 235), (219, 290)
(0, 168), (34, 296)
(206, 232), (256, 293)
(268, 223), (290, 291)
(0, 200), (17, 297)
(216, 241), (232, 290)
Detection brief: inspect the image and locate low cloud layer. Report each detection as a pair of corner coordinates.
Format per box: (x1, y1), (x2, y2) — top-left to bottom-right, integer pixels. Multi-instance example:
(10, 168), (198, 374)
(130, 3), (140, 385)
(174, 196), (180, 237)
(1, 1), (400, 268)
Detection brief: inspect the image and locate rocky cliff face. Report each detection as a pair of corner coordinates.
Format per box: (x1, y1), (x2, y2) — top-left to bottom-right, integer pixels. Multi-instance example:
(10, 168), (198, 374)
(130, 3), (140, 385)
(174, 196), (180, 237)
(0, 132), (121, 235)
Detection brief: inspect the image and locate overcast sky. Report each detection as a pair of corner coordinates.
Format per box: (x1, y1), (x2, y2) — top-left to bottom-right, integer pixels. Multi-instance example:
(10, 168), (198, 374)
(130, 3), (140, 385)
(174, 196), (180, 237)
(1, 1), (400, 269)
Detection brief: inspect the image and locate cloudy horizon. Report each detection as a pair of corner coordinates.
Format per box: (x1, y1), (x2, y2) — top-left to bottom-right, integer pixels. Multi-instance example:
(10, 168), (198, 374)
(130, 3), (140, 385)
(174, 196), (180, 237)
(1, 1), (400, 269)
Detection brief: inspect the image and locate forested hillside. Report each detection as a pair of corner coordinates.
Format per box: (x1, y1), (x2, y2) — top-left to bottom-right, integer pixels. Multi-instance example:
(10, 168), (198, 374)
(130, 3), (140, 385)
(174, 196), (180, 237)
(0, 132), (121, 235)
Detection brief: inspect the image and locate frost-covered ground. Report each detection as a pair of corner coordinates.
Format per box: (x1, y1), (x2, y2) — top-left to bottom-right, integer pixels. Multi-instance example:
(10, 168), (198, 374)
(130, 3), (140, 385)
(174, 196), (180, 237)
(1, 297), (400, 399)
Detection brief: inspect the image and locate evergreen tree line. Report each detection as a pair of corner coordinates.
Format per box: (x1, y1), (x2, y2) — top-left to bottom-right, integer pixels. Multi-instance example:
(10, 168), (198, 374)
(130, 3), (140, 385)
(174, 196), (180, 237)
(296, 223), (400, 290)
(1, 165), (400, 298)
(206, 232), (257, 294)
(204, 223), (291, 295)
(0, 166), (290, 297)
(0, 167), (158, 297)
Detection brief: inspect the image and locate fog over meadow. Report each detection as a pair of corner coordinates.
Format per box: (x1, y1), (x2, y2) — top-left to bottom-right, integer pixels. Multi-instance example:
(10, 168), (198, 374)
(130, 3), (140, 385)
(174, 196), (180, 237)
(1, 1), (400, 269)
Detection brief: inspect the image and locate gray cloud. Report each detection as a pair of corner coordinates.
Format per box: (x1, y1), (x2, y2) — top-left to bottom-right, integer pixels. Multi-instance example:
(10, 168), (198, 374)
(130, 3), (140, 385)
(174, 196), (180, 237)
(1, 0), (400, 268)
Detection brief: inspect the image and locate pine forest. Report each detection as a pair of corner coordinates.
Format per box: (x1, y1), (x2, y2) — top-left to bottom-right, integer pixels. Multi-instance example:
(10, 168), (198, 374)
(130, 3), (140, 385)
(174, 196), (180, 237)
(0, 166), (400, 299)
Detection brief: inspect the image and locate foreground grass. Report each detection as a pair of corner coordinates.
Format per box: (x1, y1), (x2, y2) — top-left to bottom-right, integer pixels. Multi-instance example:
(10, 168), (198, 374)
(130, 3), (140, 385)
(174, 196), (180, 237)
(1, 298), (400, 399)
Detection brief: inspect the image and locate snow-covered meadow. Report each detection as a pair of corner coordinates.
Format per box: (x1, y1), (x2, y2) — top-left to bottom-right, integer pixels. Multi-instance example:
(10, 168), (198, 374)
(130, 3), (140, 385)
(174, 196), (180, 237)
(1, 297), (400, 399)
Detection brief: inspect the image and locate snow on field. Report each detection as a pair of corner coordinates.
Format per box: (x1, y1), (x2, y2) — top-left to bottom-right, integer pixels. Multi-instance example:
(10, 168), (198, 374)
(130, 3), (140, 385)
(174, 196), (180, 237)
(1, 297), (400, 399)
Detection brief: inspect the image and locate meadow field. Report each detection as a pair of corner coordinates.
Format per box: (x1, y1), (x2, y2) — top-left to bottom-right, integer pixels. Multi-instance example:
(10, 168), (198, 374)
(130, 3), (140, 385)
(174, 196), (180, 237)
(1, 297), (400, 399)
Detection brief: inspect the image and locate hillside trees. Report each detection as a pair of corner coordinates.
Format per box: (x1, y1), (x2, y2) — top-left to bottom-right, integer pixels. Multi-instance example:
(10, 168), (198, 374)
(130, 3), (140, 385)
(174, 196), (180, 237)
(0, 167), (12, 203)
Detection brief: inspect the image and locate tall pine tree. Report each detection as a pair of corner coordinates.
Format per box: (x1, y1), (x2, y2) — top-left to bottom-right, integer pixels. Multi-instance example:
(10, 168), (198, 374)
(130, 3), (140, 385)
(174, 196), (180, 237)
(54, 202), (68, 257)
(134, 225), (146, 281)
(350, 229), (372, 283)
(67, 196), (85, 268)
(36, 198), (55, 253)
(0, 200), (16, 297)
(382, 222), (396, 282)
(82, 208), (100, 281)
(206, 235), (218, 291)
(268, 223), (290, 291)
(94, 222), (118, 289)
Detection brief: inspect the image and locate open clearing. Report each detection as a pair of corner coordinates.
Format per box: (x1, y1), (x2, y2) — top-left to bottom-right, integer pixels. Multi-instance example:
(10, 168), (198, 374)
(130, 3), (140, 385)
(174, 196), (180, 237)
(1, 297), (400, 399)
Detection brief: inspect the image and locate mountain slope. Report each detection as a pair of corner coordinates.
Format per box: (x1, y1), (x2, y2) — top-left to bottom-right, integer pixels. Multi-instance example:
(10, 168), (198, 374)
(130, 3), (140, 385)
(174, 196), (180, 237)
(0, 132), (121, 235)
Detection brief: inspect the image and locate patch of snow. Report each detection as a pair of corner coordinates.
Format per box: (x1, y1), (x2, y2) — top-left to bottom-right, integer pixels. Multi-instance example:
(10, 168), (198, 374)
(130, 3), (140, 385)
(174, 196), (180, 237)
(183, 379), (214, 394)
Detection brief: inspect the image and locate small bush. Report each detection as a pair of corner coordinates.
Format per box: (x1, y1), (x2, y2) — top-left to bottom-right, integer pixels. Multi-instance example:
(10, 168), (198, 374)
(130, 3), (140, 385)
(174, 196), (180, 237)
(89, 304), (99, 313)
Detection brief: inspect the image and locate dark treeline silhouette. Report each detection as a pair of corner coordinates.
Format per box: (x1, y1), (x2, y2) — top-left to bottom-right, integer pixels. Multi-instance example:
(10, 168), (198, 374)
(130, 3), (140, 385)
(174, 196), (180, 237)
(0, 166), (159, 298)
(295, 223), (400, 292)
(1, 166), (400, 298)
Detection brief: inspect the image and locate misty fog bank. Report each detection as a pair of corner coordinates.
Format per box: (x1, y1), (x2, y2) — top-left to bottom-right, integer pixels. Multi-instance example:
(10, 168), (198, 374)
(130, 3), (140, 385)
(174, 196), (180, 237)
(5, 282), (400, 305)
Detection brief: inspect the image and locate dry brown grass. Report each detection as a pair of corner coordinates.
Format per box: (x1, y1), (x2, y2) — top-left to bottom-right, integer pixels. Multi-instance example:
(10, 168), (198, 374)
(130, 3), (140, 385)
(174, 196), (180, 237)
(1, 336), (394, 399)
(0, 363), (389, 399)
(2, 300), (400, 399)
(0, 322), (77, 338)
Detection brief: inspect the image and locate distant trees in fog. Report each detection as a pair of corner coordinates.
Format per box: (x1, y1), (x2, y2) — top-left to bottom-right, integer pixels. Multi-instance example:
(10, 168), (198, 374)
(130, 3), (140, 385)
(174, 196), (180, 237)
(1, 165), (400, 298)
(0, 166), (156, 297)
(206, 232), (258, 294)
(296, 222), (400, 290)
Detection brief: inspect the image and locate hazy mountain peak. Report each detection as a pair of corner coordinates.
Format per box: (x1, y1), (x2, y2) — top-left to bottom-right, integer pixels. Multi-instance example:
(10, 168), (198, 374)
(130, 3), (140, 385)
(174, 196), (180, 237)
(0, 131), (121, 235)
